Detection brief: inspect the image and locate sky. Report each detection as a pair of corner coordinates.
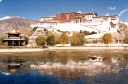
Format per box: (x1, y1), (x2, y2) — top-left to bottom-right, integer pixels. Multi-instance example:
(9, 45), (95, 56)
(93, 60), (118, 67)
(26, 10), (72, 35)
(0, 0), (128, 21)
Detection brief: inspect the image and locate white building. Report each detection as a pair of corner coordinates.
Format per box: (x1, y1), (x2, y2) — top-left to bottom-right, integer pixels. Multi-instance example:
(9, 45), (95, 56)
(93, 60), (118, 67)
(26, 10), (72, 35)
(40, 17), (55, 22)
(30, 12), (120, 45)
(82, 12), (98, 20)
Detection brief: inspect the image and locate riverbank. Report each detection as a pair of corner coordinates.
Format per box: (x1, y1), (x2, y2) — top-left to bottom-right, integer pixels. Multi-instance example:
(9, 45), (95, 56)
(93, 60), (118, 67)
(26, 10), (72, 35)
(0, 48), (48, 52)
(48, 46), (128, 50)
(0, 46), (128, 52)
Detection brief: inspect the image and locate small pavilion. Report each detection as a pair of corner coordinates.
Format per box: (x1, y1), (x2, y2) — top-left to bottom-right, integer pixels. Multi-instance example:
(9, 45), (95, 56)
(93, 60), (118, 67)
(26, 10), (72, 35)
(3, 29), (26, 46)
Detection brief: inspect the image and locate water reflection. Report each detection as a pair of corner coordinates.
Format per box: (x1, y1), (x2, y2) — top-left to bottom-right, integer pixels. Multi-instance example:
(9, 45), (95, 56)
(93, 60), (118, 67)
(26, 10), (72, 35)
(0, 50), (127, 84)
(30, 56), (126, 78)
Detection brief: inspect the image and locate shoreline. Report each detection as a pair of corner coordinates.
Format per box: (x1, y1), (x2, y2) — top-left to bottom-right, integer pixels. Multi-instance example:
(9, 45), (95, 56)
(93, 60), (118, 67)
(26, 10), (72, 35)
(0, 48), (48, 53)
(0, 46), (127, 52)
(48, 46), (128, 50)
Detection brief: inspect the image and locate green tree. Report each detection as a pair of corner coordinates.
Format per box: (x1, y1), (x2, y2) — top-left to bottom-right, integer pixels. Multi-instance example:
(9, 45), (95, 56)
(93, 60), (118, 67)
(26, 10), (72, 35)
(59, 33), (69, 45)
(33, 27), (37, 31)
(102, 33), (112, 45)
(70, 33), (85, 46)
(0, 36), (3, 45)
(79, 30), (86, 37)
(55, 36), (60, 44)
(124, 35), (128, 44)
(83, 31), (90, 35)
(46, 34), (56, 46)
(89, 31), (97, 35)
(19, 34), (29, 45)
(36, 35), (46, 47)
(23, 35), (29, 45)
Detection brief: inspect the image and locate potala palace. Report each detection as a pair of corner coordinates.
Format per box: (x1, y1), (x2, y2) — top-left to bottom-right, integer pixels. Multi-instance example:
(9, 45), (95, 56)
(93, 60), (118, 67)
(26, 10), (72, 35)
(29, 12), (121, 46)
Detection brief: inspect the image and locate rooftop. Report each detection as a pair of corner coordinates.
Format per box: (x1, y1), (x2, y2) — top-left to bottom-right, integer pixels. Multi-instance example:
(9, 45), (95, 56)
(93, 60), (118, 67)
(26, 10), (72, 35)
(8, 29), (20, 34)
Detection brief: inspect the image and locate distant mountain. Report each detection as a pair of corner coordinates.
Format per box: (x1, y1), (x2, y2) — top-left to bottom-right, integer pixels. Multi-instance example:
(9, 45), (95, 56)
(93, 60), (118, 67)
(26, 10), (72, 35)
(0, 16), (38, 35)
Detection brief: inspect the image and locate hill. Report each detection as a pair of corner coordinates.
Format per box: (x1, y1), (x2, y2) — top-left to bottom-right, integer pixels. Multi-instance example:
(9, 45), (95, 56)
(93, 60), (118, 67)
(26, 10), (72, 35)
(0, 16), (37, 36)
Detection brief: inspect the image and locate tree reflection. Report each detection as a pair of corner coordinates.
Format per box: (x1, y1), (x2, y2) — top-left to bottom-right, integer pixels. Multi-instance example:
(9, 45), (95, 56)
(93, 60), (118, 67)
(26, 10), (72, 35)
(0, 50), (127, 78)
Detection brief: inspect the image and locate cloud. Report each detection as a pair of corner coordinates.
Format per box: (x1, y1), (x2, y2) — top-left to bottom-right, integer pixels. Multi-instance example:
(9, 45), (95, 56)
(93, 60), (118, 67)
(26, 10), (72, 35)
(108, 6), (116, 10)
(0, 0), (2, 2)
(77, 11), (82, 13)
(106, 13), (110, 16)
(119, 9), (128, 17)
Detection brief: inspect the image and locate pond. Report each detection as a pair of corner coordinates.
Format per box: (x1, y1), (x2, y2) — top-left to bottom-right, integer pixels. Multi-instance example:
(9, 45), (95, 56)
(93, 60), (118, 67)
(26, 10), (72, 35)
(0, 49), (128, 84)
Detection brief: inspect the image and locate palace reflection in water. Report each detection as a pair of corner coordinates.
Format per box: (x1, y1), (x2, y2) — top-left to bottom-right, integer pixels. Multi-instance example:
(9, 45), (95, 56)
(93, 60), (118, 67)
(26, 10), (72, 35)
(0, 50), (128, 84)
